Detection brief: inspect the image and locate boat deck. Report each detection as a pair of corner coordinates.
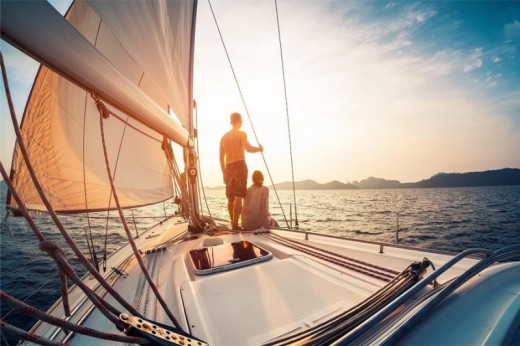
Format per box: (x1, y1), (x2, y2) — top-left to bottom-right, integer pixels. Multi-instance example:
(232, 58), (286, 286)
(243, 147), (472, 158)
(28, 218), (519, 345)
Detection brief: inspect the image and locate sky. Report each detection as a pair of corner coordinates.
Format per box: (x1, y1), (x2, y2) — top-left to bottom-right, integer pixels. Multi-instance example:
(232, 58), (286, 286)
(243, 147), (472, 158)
(2, 0), (520, 188)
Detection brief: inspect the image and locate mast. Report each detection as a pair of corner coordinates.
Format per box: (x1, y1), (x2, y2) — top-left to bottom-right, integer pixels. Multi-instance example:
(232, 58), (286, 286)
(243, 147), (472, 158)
(186, 0), (201, 222)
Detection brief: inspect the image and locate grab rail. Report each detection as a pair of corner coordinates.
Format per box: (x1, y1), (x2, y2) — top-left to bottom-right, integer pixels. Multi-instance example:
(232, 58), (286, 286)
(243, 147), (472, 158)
(376, 244), (520, 345)
(332, 247), (494, 345)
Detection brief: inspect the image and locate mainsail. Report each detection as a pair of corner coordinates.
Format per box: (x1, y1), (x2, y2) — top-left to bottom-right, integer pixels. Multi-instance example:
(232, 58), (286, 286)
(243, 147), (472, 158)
(2, 0), (197, 213)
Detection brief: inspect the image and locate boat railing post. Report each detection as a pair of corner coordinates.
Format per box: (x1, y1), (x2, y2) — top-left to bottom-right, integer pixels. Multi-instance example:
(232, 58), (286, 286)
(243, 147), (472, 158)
(163, 201), (167, 218)
(289, 203), (293, 229)
(395, 212), (399, 244)
(131, 209), (139, 238)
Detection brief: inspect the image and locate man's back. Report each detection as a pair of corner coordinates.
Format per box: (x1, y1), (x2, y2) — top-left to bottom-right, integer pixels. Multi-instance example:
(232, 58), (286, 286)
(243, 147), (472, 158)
(220, 129), (246, 164)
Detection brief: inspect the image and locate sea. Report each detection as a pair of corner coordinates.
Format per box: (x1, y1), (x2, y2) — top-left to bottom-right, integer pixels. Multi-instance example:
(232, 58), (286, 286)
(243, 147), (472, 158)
(1, 185), (519, 345)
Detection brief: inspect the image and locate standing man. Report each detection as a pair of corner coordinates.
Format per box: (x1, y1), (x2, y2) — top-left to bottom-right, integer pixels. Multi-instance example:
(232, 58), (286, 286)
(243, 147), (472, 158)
(220, 112), (263, 230)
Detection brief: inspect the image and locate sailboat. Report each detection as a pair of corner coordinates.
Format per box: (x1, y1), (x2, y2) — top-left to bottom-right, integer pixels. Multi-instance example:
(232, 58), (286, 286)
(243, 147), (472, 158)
(1, 1), (519, 345)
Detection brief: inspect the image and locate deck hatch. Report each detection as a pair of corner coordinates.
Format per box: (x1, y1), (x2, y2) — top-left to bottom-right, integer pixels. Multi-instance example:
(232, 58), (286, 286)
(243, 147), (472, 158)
(189, 240), (272, 275)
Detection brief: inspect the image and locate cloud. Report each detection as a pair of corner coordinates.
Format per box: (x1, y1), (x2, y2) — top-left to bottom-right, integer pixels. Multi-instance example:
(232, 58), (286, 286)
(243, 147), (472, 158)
(384, 2), (397, 10)
(463, 47), (483, 72)
(385, 3), (437, 33)
(491, 56), (502, 63)
(463, 59), (482, 72)
(194, 0), (520, 185)
(486, 73), (502, 87)
(504, 19), (520, 40)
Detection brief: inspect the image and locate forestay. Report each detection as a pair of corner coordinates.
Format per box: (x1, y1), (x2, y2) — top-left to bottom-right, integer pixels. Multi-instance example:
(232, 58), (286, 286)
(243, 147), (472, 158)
(2, 0), (197, 213)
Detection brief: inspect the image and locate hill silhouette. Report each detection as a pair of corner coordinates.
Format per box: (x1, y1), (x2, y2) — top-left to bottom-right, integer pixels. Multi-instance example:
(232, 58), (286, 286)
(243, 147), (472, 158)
(272, 179), (358, 190)
(270, 168), (520, 190)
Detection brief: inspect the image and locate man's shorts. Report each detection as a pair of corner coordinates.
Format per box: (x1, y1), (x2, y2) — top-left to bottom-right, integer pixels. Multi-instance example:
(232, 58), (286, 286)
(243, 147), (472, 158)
(225, 160), (248, 200)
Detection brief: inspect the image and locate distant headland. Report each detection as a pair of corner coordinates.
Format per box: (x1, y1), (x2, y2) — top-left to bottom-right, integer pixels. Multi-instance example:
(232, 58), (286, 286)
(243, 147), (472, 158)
(206, 168), (520, 190)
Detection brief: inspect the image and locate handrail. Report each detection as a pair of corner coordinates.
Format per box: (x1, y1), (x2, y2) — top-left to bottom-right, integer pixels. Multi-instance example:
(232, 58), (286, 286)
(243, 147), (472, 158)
(271, 227), (461, 257)
(377, 244), (520, 345)
(332, 247), (493, 345)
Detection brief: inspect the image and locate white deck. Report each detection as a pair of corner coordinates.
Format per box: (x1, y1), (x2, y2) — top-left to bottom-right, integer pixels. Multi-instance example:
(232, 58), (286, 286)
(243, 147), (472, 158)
(27, 218), (519, 345)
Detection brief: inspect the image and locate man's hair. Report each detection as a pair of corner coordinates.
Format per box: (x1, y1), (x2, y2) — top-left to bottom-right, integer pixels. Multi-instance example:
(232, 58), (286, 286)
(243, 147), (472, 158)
(230, 112), (242, 125)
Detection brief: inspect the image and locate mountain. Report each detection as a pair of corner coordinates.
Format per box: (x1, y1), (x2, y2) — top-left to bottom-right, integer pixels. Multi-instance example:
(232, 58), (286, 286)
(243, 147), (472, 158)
(352, 177), (402, 189)
(413, 168), (520, 188)
(352, 168), (520, 189)
(272, 179), (358, 190)
(266, 168), (520, 190)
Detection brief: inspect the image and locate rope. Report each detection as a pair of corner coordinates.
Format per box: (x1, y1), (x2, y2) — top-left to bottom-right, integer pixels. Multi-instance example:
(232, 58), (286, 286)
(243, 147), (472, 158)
(1, 275), (55, 321)
(0, 291), (148, 344)
(37, 244), (123, 327)
(99, 109), (130, 273)
(96, 98), (183, 329)
(81, 92), (99, 272)
(0, 320), (65, 346)
(194, 100), (213, 218)
(0, 166), (129, 330)
(207, 0), (290, 228)
(0, 55), (141, 318)
(90, 92), (162, 271)
(263, 262), (421, 346)
(162, 138), (192, 221)
(274, 0), (298, 228)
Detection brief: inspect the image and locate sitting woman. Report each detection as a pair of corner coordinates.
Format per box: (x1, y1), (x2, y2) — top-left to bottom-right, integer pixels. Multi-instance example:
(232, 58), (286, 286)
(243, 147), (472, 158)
(241, 170), (271, 231)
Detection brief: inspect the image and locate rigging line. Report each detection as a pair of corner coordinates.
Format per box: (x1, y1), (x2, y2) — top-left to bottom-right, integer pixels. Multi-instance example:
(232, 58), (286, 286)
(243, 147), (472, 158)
(0, 321), (61, 346)
(85, 12), (102, 271)
(1, 275), (56, 321)
(97, 106), (183, 330)
(274, 0), (298, 228)
(169, 150), (198, 225)
(82, 92), (98, 272)
(194, 101), (213, 218)
(207, 0), (290, 228)
(1, 330), (9, 346)
(109, 111), (161, 143)
(0, 164), (127, 327)
(0, 54), (141, 318)
(1, 291), (148, 344)
(102, 113), (130, 272)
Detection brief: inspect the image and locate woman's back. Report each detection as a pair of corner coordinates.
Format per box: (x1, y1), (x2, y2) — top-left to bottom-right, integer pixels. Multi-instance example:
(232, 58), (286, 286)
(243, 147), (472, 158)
(241, 185), (269, 230)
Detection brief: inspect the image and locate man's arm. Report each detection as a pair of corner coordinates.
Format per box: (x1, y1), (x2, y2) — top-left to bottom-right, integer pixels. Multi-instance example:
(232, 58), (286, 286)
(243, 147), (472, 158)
(242, 132), (263, 153)
(220, 141), (226, 183)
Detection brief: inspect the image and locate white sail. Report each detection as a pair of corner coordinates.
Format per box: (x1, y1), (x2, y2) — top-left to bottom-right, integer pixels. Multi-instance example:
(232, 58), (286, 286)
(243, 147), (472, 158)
(3, 0), (197, 213)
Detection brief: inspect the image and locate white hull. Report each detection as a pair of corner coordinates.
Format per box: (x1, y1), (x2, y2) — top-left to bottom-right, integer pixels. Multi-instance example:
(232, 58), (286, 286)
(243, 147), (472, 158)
(26, 216), (520, 345)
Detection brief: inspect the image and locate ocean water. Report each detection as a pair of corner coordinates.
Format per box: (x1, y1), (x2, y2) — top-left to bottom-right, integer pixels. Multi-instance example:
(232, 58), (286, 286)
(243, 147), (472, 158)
(1, 185), (520, 344)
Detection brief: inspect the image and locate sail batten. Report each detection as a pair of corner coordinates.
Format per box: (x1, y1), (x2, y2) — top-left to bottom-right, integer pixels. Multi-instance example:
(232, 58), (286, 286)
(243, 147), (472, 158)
(2, 0), (197, 213)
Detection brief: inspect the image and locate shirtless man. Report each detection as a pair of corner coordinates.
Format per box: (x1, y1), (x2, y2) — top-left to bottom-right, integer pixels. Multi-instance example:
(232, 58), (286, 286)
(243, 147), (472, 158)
(220, 112), (263, 230)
